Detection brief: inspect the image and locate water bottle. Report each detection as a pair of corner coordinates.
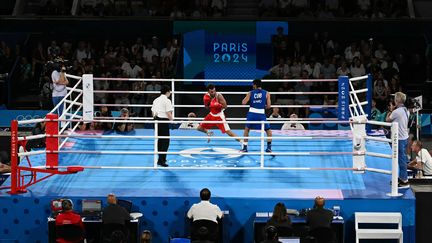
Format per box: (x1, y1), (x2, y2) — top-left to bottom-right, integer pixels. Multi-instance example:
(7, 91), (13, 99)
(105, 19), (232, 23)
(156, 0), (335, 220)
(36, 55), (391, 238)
(333, 206), (340, 217)
(417, 170), (423, 178)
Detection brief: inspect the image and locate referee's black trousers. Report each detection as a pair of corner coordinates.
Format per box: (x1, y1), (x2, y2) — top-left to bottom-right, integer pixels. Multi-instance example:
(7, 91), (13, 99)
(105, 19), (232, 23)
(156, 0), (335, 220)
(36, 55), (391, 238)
(155, 117), (170, 163)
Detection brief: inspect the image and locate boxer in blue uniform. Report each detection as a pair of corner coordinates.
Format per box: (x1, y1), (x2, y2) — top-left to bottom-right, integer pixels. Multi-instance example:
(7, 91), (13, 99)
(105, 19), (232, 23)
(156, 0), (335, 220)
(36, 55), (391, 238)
(241, 79), (272, 152)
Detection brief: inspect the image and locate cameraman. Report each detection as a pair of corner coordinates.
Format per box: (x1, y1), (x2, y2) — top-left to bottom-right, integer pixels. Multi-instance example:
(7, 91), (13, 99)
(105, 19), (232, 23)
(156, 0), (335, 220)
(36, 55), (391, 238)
(51, 62), (69, 117)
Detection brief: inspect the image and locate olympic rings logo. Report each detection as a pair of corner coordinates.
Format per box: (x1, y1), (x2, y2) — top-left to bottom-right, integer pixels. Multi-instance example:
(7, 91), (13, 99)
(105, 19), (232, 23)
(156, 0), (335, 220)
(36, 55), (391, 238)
(180, 147), (243, 159)
(15, 114), (42, 127)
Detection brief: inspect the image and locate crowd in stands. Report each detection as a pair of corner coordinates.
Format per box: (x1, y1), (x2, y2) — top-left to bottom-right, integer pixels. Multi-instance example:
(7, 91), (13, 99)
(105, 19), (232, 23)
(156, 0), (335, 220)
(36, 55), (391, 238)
(32, 0), (407, 19)
(259, 0), (408, 19)
(269, 27), (402, 119)
(30, 36), (180, 115)
(35, 0), (228, 17)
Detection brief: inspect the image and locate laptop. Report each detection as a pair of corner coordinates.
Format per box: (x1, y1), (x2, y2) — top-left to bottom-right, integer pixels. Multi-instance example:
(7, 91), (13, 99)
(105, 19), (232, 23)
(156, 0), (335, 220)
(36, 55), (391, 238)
(81, 199), (102, 219)
(279, 237), (300, 243)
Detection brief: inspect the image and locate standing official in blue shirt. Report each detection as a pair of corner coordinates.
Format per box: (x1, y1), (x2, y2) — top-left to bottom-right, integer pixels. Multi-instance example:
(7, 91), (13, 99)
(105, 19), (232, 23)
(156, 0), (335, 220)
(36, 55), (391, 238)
(241, 79), (272, 153)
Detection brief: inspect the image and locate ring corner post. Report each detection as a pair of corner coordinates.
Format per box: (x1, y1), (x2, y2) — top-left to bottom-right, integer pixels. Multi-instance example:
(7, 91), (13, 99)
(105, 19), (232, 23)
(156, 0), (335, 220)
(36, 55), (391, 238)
(352, 117), (366, 174)
(365, 74), (373, 133)
(46, 113), (59, 169)
(387, 121), (402, 197)
(9, 119), (19, 194)
(82, 74), (94, 122)
(337, 76), (349, 121)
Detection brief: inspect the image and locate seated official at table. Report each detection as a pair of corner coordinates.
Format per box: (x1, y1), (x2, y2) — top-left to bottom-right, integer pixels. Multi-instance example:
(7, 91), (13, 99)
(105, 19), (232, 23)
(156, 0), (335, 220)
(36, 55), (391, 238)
(179, 112), (199, 129)
(266, 202), (292, 234)
(187, 188), (223, 223)
(55, 199), (85, 243)
(187, 188), (223, 242)
(408, 140), (432, 176)
(102, 193), (132, 242)
(306, 196), (334, 231)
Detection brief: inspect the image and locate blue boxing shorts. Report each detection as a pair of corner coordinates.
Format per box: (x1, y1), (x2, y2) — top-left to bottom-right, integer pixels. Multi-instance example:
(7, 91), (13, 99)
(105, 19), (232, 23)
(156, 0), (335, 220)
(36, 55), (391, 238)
(246, 112), (270, 130)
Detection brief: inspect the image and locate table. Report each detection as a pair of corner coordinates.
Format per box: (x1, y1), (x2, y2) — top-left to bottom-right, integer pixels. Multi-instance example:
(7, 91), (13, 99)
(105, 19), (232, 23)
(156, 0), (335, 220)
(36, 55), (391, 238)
(48, 217), (140, 243)
(253, 212), (344, 243)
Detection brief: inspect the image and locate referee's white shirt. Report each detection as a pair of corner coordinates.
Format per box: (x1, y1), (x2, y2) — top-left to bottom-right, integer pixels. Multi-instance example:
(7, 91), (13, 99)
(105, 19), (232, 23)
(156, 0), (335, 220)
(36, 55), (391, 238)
(151, 94), (173, 118)
(187, 200), (223, 223)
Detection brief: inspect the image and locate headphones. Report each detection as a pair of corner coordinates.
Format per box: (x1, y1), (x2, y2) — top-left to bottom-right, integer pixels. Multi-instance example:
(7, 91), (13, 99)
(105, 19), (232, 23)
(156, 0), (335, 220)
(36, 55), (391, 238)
(265, 225), (278, 239)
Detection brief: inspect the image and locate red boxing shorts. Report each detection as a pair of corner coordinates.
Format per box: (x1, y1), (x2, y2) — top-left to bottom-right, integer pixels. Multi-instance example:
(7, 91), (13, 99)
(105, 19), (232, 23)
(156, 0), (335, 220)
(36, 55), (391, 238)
(200, 113), (230, 133)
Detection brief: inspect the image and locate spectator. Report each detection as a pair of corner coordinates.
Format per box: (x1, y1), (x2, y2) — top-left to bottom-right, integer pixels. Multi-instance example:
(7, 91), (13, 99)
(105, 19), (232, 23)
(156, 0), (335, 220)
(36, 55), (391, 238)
(211, 0), (227, 16)
(95, 105), (113, 130)
(115, 108), (134, 133)
(160, 40), (176, 61)
(388, 75), (402, 94)
(320, 58), (336, 79)
(131, 81), (146, 116)
(141, 230), (152, 243)
(306, 196), (334, 231)
(47, 40), (60, 58)
(179, 112), (199, 129)
(290, 59), (302, 78)
(187, 188), (223, 223)
(55, 199), (85, 243)
(131, 38), (144, 57)
(370, 99), (382, 121)
(269, 58), (290, 78)
(408, 140), (432, 176)
(143, 43), (159, 64)
(260, 225), (281, 243)
(374, 43), (387, 61)
(114, 82), (131, 109)
(282, 113), (305, 130)
(336, 61), (350, 77)
(350, 57), (366, 77)
(373, 78), (390, 111)
(268, 107), (282, 119)
(386, 92), (410, 188)
(344, 43), (360, 63)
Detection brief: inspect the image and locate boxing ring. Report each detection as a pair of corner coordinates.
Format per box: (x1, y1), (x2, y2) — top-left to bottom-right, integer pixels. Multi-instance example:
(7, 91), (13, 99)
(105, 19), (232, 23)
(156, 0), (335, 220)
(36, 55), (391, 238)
(0, 74), (415, 243)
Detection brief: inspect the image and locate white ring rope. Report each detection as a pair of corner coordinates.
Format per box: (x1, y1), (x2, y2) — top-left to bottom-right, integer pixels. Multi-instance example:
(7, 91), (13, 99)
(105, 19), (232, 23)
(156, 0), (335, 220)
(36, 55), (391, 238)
(93, 90), (339, 95)
(92, 77), (338, 83)
(93, 104), (339, 108)
(34, 165), (365, 171)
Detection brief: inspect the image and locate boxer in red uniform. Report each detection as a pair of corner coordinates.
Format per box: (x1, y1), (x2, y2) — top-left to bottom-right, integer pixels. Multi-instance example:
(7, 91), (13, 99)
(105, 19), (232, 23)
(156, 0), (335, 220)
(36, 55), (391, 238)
(197, 83), (242, 144)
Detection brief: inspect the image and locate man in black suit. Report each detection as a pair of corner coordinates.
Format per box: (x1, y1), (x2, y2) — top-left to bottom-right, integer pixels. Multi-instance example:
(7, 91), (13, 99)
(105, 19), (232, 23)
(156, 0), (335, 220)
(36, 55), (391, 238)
(306, 196), (334, 231)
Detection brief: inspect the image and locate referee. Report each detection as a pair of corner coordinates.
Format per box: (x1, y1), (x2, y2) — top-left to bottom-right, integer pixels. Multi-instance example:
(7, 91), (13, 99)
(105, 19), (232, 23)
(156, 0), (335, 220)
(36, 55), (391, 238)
(151, 85), (173, 167)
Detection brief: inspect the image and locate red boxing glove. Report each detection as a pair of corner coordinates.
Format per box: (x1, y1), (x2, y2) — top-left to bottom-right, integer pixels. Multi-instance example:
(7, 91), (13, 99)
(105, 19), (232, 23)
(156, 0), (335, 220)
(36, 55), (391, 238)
(213, 102), (222, 109)
(203, 94), (211, 106)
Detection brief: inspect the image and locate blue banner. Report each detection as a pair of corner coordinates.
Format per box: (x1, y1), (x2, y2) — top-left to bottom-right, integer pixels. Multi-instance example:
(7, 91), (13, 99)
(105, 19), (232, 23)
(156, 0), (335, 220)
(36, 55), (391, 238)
(0, 110), (50, 127)
(338, 76), (349, 121)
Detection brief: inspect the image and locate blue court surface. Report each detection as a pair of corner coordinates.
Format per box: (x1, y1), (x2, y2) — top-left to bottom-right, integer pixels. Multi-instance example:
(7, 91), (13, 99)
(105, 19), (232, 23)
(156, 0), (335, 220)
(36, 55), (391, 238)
(0, 129), (415, 242)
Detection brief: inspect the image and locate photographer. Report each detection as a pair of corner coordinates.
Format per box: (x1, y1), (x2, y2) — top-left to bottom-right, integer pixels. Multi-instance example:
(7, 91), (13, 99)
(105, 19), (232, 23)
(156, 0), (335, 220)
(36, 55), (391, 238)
(51, 62), (69, 117)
